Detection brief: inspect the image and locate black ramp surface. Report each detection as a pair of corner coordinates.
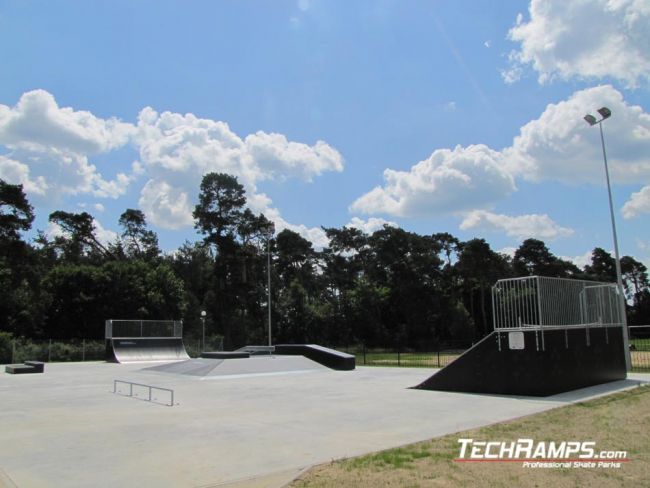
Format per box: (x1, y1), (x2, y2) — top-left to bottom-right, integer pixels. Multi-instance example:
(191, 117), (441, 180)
(415, 326), (626, 396)
(274, 344), (355, 370)
(106, 337), (190, 363)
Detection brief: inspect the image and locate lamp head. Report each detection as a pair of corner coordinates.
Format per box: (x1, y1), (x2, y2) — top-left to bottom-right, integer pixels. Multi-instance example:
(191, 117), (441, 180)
(597, 107), (612, 119)
(201, 310), (206, 317)
(584, 114), (598, 126)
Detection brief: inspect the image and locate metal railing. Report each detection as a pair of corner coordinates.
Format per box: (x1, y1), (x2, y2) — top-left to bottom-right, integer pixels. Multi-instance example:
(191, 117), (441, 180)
(105, 320), (183, 339)
(491, 276), (621, 330)
(113, 380), (175, 407)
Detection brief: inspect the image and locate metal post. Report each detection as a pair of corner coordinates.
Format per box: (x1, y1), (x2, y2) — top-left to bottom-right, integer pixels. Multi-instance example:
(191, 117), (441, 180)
(598, 121), (631, 372)
(12, 339), (15, 364)
(201, 316), (205, 353)
(48, 339), (52, 362)
(82, 339), (85, 362)
(267, 235), (272, 350)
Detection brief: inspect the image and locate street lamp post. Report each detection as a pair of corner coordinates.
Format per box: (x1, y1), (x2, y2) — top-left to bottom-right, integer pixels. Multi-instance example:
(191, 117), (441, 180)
(267, 232), (272, 351)
(201, 310), (206, 353)
(584, 107), (631, 372)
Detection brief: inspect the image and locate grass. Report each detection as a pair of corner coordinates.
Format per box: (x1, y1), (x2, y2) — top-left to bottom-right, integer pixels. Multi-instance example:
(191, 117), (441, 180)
(291, 384), (650, 488)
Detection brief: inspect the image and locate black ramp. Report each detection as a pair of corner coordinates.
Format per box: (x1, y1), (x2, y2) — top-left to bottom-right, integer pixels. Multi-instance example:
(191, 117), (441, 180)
(274, 344), (355, 370)
(415, 326), (626, 396)
(106, 337), (190, 363)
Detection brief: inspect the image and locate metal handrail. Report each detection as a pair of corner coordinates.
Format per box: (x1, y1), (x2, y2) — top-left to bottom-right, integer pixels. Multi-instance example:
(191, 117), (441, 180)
(113, 380), (175, 407)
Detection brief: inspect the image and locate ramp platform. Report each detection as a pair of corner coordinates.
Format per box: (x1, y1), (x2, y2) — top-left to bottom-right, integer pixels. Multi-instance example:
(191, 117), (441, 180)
(415, 326), (626, 396)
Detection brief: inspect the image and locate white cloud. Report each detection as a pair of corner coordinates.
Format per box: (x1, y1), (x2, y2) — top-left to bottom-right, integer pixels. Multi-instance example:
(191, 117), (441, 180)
(560, 250), (594, 269)
(622, 185), (650, 218)
(505, 0), (650, 87)
(247, 192), (330, 249)
(94, 203), (105, 213)
(138, 179), (194, 230)
(0, 90), (344, 247)
(0, 90), (136, 201)
(504, 85), (650, 185)
(0, 154), (48, 195)
(460, 210), (574, 241)
(94, 219), (118, 246)
(350, 144), (516, 217)
(345, 217), (397, 234)
(245, 131), (343, 182)
(0, 89), (134, 154)
(350, 84), (649, 235)
(133, 106), (343, 242)
(498, 246), (517, 259)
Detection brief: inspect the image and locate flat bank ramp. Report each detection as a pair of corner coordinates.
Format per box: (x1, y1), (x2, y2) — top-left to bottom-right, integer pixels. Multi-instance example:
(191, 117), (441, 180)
(106, 337), (190, 363)
(415, 327), (626, 396)
(143, 355), (328, 378)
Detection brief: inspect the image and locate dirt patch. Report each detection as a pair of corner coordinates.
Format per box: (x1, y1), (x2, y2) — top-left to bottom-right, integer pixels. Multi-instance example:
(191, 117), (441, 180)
(291, 384), (650, 488)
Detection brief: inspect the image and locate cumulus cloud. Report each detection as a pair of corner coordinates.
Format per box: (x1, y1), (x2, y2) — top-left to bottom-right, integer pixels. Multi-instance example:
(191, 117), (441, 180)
(138, 179), (194, 230)
(345, 217), (398, 234)
(133, 107), (343, 236)
(560, 250), (594, 270)
(0, 90), (344, 246)
(350, 144), (516, 217)
(460, 210), (574, 241)
(504, 0), (650, 87)
(504, 85), (650, 185)
(246, 192), (330, 249)
(0, 154), (48, 195)
(0, 90), (136, 201)
(0, 89), (134, 154)
(622, 185), (650, 218)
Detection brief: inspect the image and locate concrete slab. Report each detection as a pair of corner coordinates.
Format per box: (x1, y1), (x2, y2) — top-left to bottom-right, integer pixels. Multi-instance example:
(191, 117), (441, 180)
(0, 360), (647, 488)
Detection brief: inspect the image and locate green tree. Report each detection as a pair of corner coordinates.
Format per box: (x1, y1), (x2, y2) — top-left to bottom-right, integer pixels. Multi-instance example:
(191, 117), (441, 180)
(0, 179), (34, 241)
(456, 238), (512, 336)
(513, 238), (579, 278)
(118, 209), (160, 260)
(48, 211), (115, 261)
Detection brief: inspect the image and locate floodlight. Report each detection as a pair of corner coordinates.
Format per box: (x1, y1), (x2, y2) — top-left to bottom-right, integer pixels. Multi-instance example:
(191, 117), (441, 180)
(597, 107), (612, 119)
(584, 114), (598, 126)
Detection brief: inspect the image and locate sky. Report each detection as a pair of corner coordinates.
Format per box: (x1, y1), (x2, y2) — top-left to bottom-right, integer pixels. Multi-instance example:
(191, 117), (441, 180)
(1, 0), (649, 267)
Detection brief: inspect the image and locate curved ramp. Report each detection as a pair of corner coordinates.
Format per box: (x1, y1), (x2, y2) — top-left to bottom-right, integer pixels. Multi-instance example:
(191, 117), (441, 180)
(106, 337), (190, 363)
(415, 327), (626, 396)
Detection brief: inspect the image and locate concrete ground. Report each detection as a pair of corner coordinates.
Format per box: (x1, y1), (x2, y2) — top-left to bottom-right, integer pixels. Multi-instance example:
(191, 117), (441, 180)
(1, 359), (648, 488)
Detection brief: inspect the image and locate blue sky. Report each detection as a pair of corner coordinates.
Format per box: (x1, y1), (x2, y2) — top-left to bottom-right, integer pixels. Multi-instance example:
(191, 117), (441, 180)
(1, 0), (649, 266)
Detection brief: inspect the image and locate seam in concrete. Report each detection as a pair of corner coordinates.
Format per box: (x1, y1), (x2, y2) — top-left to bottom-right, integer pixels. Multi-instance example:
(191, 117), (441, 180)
(0, 468), (18, 488)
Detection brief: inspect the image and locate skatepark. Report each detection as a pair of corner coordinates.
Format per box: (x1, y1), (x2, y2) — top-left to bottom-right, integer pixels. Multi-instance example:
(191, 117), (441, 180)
(2, 276), (648, 487)
(2, 356), (647, 488)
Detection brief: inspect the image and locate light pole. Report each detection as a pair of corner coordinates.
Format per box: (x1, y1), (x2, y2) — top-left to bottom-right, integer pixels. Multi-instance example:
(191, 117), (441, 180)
(584, 107), (631, 372)
(201, 310), (206, 353)
(267, 231), (272, 351)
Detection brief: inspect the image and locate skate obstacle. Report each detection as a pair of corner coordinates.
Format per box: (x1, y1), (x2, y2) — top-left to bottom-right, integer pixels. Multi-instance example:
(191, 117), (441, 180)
(415, 276), (627, 396)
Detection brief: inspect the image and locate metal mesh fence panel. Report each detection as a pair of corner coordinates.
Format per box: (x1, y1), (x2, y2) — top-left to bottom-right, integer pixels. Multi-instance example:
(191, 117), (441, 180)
(105, 320), (183, 338)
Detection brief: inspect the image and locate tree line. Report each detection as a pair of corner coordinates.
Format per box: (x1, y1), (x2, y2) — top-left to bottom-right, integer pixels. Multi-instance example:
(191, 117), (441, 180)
(1, 175), (648, 350)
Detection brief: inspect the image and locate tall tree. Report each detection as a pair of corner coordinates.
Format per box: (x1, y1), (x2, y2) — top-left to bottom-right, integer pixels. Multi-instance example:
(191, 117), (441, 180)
(118, 209), (160, 260)
(193, 173), (246, 252)
(49, 211), (114, 261)
(513, 238), (579, 278)
(0, 179), (34, 241)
